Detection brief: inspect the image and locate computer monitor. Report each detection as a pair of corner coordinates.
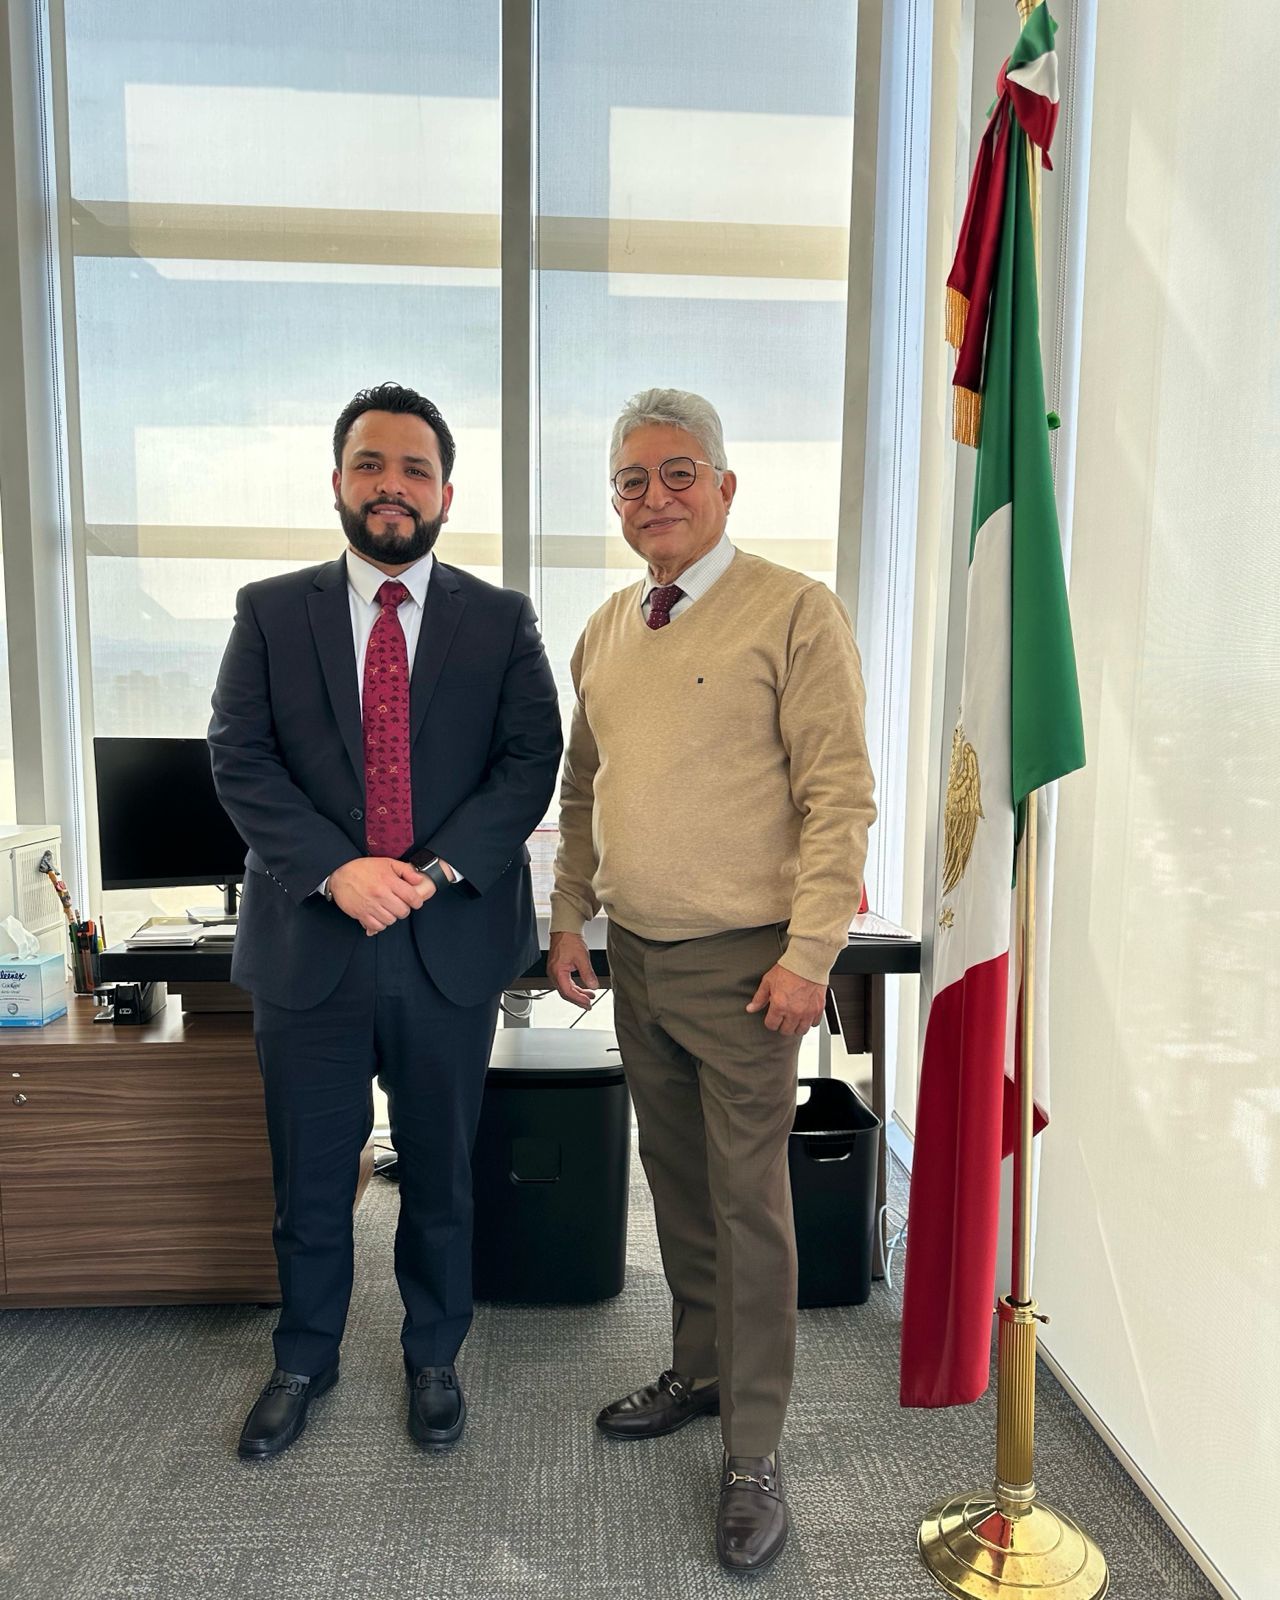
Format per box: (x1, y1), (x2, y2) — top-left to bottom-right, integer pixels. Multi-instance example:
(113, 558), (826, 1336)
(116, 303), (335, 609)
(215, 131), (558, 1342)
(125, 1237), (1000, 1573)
(94, 737), (249, 915)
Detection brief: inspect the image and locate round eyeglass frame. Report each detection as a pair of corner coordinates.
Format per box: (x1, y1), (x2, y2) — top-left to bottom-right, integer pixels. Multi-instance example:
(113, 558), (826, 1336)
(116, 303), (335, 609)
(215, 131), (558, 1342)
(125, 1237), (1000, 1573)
(611, 456), (722, 500)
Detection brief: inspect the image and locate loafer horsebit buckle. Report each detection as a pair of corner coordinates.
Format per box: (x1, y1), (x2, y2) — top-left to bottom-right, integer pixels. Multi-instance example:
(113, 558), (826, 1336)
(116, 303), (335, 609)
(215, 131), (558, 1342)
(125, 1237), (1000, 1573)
(725, 1471), (774, 1492)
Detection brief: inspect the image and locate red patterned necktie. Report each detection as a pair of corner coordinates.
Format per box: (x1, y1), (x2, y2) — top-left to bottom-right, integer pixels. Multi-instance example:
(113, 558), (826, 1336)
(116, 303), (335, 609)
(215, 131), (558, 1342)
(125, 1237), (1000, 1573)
(647, 584), (684, 629)
(362, 579), (414, 857)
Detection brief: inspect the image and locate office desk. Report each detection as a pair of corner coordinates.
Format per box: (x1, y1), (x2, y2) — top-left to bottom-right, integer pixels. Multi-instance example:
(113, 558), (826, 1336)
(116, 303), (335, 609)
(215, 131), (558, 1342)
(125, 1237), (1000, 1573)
(823, 939), (921, 1274)
(101, 920), (921, 1278)
(0, 1003), (377, 1310)
(0, 1003), (280, 1306)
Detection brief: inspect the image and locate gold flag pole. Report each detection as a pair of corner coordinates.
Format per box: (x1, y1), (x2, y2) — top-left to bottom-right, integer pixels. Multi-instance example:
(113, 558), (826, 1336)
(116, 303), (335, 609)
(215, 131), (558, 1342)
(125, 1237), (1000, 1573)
(917, 4), (1108, 1596)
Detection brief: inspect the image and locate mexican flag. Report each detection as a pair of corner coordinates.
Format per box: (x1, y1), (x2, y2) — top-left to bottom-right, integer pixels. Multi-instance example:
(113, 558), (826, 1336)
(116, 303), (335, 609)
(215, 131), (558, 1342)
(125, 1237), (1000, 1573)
(944, 1), (1061, 445)
(899, 3), (1084, 1410)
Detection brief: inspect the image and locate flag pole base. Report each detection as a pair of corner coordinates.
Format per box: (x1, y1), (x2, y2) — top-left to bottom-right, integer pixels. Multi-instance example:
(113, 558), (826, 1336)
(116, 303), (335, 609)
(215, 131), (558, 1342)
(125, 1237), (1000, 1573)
(919, 1495), (1108, 1599)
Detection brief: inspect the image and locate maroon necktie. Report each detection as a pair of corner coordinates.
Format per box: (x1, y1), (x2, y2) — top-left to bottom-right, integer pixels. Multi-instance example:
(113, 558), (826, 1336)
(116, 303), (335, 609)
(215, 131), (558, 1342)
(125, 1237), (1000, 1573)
(647, 584), (683, 629)
(362, 580), (414, 857)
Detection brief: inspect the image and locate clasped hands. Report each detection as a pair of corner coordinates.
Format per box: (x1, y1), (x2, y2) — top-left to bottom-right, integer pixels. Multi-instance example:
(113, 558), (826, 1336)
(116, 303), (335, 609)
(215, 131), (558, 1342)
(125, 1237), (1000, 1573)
(328, 856), (457, 937)
(547, 933), (827, 1036)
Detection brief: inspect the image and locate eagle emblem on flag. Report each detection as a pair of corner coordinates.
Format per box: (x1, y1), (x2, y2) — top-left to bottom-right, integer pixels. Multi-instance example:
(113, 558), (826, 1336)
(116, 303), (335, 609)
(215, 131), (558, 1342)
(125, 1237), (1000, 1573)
(942, 722), (983, 898)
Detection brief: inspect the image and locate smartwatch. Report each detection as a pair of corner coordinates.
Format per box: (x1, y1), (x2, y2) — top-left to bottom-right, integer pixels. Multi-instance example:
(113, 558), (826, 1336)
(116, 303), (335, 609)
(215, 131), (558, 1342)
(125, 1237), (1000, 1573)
(414, 856), (453, 893)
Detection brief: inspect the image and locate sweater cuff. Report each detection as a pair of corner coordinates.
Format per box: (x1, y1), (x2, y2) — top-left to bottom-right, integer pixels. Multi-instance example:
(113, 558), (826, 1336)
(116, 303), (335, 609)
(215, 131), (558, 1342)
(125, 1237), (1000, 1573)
(778, 933), (842, 986)
(548, 895), (589, 938)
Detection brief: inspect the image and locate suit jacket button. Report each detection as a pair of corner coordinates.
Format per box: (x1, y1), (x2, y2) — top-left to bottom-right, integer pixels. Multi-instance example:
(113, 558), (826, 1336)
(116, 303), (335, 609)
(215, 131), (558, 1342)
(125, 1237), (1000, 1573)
(350, 808), (363, 821)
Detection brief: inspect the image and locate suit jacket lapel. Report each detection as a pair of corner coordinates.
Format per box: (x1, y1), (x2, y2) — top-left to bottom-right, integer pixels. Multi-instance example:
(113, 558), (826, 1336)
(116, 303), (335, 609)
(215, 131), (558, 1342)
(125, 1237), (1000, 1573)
(306, 557), (364, 788)
(411, 561), (465, 746)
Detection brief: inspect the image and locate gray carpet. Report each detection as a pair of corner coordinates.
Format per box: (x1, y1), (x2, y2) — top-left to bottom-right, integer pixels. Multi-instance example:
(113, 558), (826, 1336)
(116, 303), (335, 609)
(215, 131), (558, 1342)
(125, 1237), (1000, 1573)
(0, 1149), (1215, 1600)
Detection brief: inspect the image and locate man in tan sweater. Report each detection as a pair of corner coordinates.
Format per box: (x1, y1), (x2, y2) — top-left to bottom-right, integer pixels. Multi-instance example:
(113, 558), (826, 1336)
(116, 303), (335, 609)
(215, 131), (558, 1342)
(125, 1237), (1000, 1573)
(549, 388), (875, 1574)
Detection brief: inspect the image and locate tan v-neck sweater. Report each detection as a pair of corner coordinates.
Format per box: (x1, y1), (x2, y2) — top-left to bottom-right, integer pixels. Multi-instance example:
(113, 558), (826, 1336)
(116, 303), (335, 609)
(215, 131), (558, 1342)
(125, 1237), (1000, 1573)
(549, 551), (876, 983)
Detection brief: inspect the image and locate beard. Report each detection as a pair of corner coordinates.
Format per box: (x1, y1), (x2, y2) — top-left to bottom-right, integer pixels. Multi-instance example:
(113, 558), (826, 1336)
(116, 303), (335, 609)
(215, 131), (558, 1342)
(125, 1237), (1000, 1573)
(339, 495), (444, 564)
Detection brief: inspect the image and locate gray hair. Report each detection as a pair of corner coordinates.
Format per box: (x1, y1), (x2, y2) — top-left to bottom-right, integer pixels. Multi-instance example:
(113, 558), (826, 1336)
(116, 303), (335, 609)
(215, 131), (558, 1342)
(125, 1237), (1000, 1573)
(609, 388), (728, 472)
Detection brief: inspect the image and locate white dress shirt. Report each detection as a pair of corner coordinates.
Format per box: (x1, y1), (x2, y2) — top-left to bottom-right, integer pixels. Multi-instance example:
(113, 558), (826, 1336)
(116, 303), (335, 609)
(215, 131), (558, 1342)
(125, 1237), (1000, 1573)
(639, 534), (736, 622)
(345, 546), (434, 690)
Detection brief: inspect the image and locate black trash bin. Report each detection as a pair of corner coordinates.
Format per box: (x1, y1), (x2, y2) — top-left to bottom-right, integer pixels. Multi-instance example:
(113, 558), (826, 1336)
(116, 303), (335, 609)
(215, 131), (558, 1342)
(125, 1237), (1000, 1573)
(471, 1029), (630, 1303)
(789, 1077), (882, 1308)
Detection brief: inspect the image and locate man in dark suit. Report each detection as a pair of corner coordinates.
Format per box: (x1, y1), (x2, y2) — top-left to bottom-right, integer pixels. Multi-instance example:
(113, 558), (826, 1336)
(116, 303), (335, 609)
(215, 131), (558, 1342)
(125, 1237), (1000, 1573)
(208, 382), (562, 1460)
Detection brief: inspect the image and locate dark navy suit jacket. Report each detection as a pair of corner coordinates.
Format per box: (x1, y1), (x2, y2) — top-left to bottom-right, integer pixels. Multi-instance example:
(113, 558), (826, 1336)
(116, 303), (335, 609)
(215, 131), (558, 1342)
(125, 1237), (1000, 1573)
(208, 555), (563, 1011)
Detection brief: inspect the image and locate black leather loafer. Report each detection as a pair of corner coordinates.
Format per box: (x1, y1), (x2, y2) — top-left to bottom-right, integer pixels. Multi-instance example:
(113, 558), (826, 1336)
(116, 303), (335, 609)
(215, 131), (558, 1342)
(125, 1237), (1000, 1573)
(716, 1451), (789, 1572)
(596, 1369), (720, 1439)
(407, 1364), (466, 1451)
(237, 1362), (339, 1459)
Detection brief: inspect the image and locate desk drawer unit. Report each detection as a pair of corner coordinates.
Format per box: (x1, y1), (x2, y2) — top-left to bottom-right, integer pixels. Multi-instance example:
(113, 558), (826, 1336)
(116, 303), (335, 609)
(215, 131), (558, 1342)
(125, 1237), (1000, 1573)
(0, 1007), (279, 1306)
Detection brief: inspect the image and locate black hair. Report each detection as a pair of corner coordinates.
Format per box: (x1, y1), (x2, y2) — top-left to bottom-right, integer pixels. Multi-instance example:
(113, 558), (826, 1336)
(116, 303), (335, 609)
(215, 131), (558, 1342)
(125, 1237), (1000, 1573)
(332, 383), (456, 481)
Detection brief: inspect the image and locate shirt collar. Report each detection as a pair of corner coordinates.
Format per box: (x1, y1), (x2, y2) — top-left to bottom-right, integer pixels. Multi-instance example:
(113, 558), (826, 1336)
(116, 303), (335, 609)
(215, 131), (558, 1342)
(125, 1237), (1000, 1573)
(642, 534), (735, 606)
(345, 547), (435, 609)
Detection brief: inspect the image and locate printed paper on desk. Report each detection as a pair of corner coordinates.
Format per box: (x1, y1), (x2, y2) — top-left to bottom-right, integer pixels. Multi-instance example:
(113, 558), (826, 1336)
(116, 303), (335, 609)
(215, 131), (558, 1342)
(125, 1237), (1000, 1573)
(848, 912), (914, 940)
(124, 918), (204, 948)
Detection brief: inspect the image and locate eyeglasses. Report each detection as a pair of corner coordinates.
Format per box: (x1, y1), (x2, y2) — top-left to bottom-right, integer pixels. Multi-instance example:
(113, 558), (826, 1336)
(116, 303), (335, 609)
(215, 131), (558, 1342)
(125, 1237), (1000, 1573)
(611, 457), (720, 500)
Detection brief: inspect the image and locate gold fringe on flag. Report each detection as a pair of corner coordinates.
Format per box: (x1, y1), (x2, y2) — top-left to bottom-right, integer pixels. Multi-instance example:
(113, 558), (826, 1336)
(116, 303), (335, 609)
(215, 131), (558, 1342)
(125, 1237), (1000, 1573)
(945, 285), (969, 350)
(953, 385), (982, 447)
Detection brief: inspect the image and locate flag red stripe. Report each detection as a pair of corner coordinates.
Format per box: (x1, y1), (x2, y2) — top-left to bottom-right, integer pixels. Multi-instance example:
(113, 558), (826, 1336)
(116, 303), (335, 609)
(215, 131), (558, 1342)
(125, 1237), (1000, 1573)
(1000, 1075), (1049, 1156)
(1006, 81), (1058, 158)
(947, 103), (1014, 396)
(900, 950), (1010, 1407)
(1002, 981), (1048, 1160)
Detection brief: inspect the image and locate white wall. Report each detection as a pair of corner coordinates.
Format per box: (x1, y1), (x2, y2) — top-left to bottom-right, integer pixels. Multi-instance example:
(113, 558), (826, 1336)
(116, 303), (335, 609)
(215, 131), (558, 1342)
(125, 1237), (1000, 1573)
(1036, 4), (1280, 1594)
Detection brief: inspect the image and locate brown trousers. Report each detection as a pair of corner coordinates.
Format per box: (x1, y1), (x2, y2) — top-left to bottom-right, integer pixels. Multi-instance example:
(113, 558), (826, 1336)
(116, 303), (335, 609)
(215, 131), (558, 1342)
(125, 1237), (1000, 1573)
(607, 920), (801, 1456)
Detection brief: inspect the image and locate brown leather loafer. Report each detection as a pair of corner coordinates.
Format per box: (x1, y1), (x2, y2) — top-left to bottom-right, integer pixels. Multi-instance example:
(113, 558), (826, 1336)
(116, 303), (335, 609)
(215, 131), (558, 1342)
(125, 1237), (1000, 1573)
(716, 1451), (789, 1572)
(596, 1369), (720, 1439)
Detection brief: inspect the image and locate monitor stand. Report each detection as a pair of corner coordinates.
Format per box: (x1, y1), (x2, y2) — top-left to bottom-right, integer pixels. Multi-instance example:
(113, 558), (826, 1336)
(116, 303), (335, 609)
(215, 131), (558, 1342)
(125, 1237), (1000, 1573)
(186, 882), (239, 924)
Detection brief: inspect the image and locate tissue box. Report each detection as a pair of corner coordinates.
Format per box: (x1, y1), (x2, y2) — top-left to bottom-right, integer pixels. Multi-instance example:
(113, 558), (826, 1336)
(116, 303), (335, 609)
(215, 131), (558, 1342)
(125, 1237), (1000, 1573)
(0, 952), (69, 1027)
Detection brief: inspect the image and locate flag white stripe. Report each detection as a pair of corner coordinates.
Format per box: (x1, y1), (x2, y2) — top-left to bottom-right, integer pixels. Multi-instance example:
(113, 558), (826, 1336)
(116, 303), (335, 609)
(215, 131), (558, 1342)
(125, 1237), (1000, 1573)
(932, 500), (1056, 1126)
(1006, 51), (1059, 105)
(1024, 780), (1056, 1121)
(932, 504), (1014, 998)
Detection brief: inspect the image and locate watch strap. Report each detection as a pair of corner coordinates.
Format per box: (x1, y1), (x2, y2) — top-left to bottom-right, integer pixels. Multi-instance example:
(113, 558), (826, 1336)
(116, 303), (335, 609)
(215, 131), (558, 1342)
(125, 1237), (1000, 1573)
(417, 857), (452, 893)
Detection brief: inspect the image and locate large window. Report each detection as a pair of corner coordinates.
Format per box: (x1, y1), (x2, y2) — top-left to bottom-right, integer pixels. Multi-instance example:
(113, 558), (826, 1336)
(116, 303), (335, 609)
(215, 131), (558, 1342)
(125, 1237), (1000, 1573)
(533, 0), (857, 700)
(61, 0), (866, 925)
(67, 0), (502, 754)
(54, 2), (915, 964)
(63, 0), (502, 923)
(0, 507), (12, 822)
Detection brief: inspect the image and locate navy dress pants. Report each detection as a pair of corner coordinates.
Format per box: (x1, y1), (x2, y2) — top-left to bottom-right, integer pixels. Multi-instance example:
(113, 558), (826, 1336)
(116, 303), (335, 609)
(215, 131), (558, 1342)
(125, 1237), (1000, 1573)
(252, 916), (501, 1376)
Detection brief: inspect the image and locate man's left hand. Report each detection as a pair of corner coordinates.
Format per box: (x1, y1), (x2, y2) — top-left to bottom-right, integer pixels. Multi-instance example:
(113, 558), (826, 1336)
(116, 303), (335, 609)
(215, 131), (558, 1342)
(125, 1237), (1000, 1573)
(746, 964), (827, 1036)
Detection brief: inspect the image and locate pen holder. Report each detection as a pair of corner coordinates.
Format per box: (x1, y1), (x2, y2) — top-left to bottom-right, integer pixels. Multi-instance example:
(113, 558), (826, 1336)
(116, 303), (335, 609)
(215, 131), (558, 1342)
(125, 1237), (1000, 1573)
(68, 926), (101, 996)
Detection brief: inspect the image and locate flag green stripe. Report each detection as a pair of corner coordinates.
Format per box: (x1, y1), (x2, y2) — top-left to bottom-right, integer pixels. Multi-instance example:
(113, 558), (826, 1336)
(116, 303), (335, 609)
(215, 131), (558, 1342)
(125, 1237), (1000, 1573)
(1008, 3), (1056, 72)
(969, 122), (1084, 807)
